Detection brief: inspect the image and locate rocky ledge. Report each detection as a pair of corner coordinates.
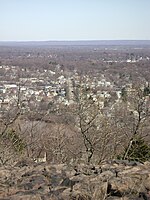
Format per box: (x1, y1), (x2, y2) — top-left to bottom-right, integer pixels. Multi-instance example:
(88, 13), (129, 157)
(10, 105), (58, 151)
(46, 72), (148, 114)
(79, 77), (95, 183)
(1, 159), (150, 200)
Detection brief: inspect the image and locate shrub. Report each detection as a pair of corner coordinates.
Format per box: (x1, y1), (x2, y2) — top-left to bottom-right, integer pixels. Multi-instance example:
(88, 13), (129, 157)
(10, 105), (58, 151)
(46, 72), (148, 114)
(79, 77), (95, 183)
(119, 136), (150, 163)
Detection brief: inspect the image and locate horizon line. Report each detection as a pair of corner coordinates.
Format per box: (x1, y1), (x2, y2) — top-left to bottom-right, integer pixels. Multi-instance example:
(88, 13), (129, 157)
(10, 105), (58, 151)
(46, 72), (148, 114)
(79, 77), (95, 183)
(0, 39), (150, 42)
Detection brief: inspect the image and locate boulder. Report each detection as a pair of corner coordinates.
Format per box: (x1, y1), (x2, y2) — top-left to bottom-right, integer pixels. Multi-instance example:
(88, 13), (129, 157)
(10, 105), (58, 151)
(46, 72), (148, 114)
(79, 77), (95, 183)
(1, 161), (150, 199)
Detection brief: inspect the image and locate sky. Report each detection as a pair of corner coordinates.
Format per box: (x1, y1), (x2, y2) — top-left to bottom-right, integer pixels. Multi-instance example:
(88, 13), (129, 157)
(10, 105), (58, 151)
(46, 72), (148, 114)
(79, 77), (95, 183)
(0, 0), (150, 41)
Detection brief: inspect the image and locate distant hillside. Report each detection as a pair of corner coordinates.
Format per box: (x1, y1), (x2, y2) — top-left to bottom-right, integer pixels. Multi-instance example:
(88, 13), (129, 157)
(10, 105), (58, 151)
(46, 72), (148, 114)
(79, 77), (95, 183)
(0, 40), (150, 47)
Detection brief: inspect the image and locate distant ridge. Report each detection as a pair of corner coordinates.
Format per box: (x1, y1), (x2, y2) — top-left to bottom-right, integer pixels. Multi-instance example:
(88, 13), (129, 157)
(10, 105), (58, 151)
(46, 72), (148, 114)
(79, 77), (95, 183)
(0, 40), (150, 46)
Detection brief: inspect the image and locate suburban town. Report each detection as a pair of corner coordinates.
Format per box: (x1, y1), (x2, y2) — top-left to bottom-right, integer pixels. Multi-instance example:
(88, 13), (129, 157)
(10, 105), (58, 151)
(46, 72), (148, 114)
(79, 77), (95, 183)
(0, 44), (149, 119)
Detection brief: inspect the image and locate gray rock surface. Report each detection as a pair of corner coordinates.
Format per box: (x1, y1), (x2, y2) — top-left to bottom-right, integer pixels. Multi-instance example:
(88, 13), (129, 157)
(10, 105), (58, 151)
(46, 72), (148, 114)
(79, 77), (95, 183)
(0, 159), (150, 199)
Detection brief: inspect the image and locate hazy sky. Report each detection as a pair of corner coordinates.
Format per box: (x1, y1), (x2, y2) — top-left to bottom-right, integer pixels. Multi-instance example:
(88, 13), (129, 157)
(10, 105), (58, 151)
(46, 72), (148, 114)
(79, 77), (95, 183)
(0, 0), (150, 41)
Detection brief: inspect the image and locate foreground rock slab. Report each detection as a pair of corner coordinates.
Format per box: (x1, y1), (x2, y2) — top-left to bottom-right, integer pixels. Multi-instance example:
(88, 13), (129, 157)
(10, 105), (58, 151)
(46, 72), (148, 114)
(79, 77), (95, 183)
(1, 160), (150, 199)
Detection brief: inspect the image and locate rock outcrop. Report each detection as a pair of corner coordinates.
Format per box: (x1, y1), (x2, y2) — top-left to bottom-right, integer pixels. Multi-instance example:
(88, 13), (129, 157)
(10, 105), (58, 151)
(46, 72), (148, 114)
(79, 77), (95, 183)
(1, 159), (150, 199)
